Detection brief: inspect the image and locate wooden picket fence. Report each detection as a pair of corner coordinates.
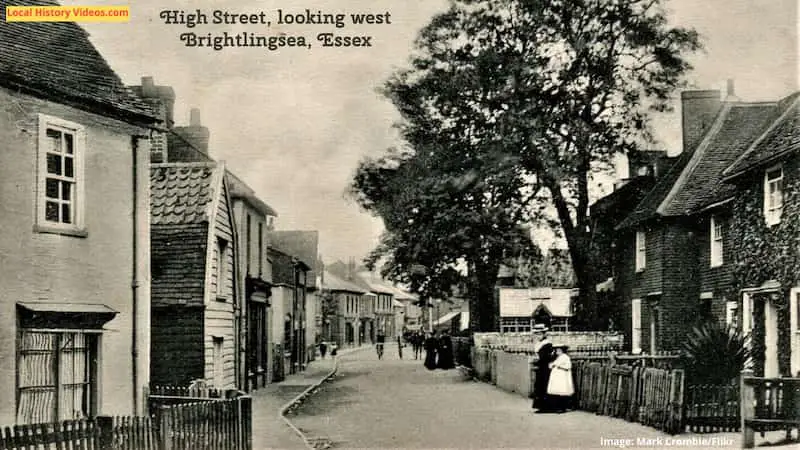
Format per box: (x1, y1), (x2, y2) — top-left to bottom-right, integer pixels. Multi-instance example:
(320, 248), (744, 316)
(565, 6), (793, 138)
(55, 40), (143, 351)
(573, 361), (684, 434)
(0, 394), (252, 449)
(683, 384), (740, 433)
(0, 416), (156, 450)
(157, 396), (252, 450)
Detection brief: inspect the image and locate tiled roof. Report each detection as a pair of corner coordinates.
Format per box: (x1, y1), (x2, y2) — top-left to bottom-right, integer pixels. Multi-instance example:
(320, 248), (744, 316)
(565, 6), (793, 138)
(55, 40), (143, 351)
(616, 150), (693, 229)
(151, 163), (221, 225)
(724, 94), (800, 179)
(355, 271), (397, 295)
(321, 271), (367, 294)
(0, 0), (157, 124)
(659, 103), (781, 215)
(269, 231), (319, 283)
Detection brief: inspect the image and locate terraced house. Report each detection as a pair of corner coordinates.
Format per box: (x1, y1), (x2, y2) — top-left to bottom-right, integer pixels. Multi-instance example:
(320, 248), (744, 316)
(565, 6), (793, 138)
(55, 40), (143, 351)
(615, 83), (786, 353)
(721, 92), (800, 377)
(0, 2), (158, 423)
(149, 161), (240, 390)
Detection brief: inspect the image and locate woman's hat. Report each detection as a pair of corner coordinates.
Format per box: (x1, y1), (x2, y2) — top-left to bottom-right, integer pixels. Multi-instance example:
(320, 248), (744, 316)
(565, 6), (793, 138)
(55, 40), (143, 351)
(532, 324), (548, 332)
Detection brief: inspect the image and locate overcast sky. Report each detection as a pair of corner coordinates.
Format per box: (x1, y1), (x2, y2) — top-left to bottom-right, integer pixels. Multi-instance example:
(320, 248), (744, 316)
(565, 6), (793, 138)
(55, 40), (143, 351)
(66, 0), (797, 261)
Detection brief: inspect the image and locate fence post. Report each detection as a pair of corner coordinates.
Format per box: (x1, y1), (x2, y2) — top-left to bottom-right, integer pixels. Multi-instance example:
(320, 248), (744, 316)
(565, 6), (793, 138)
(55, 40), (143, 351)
(96, 416), (113, 449)
(158, 405), (173, 450)
(740, 369), (754, 449)
(241, 396), (253, 450)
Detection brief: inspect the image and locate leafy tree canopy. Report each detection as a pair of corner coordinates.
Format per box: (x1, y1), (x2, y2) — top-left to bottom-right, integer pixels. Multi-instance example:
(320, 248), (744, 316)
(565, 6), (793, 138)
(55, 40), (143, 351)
(353, 0), (700, 330)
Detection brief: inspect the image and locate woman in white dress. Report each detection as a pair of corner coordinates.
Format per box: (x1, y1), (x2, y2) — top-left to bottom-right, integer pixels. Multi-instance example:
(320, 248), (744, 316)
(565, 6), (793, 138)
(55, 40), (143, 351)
(547, 345), (574, 413)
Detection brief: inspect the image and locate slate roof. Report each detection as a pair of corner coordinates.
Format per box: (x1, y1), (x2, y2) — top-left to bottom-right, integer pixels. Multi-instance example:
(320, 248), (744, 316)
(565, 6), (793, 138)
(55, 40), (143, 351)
(724, 94), (800, 180)
(226, 171), (278, 217)
(321, 270), (367, 294)
(151, 163), (222, 225)
(355, 271), (397, 295)
(269, 231), (319, 285)
(0, 0), (157, 125)
(659, 102), (781, 215)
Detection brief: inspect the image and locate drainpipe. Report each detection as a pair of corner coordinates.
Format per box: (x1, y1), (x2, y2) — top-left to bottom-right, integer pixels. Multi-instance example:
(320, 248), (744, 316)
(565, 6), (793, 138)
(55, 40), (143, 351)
(131, 136), (151, 415)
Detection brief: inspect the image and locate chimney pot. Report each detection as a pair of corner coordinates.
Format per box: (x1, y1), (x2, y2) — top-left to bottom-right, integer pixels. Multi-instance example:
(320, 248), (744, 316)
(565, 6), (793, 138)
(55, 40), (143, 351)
(727, 79), (735, 97)
(190, 108), (202, 126)
(141, 76), (154, 88)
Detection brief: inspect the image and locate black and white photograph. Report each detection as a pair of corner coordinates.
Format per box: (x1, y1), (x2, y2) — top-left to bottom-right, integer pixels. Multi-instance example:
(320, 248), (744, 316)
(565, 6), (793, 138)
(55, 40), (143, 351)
(0, 0), (798, 448)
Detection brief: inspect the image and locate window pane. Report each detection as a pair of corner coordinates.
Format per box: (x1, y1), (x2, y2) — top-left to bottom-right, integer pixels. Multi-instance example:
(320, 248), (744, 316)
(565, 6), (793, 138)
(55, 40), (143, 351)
(46, 179), (59, 199)
(47, 154), (62, 175)
(62, 204), (71, 224)
(46, 129), (62, 152)
(45, 202), (59, 221)
(61, 181), (71, 201)
(64, 133), (74, 155)
(64, 157), (74, 178)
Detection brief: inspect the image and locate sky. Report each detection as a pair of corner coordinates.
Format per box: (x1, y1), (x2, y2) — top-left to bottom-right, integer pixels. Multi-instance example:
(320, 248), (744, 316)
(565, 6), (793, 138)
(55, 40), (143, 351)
(65, 0), (798, 261)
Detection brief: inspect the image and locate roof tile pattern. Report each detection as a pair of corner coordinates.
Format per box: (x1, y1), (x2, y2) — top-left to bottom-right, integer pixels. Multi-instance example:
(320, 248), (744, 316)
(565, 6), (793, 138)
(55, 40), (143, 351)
(151, 165), (216, 225)
(660, 103), (780, 215)
(725, 95), (800, 178)
(0, 0), (156, 122)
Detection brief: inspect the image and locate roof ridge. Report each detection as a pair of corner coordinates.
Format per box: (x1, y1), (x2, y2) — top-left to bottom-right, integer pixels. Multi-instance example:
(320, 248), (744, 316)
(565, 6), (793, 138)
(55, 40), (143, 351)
(656, 103), (733, 216)
(722, 94), (800, 180)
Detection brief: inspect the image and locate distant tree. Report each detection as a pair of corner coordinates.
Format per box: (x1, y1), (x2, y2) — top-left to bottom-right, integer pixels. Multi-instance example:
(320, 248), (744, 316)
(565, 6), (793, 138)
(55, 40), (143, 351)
(352, 142), (542, 331)
(372, 0), (700, 329)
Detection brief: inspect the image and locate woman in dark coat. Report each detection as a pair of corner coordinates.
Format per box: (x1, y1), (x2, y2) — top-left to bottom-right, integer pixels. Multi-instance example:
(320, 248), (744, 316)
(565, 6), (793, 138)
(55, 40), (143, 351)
(532, 332), (554, 412)
(436, 330), (455, 369)
(423, 331), (438, 370)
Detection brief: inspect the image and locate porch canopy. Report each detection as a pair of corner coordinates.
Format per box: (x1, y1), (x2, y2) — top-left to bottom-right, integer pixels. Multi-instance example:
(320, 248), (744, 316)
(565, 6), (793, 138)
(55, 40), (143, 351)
(17, 302), (118, 330)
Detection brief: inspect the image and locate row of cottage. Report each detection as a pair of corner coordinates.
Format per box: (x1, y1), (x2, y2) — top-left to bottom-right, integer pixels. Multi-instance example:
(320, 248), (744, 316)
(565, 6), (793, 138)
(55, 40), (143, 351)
(0, 7), (421, 426)
(591, 81), (800, 378)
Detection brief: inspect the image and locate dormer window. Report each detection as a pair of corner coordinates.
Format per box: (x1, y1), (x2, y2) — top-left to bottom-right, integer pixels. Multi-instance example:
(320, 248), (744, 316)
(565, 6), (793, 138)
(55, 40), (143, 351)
(710, 216), (723, 267)
(764, 165), (783, 226)
(635, 231), (646, 272)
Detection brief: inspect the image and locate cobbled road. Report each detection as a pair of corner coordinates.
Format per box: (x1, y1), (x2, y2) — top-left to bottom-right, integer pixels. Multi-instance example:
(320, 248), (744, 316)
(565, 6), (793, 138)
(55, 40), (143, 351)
(287, 345), (740, 449)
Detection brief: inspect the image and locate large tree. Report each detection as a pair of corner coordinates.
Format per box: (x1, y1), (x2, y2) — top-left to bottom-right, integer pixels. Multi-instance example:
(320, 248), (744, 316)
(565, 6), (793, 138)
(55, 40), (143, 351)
(365, 0), (700, 329)
(352, 134), (542, 331)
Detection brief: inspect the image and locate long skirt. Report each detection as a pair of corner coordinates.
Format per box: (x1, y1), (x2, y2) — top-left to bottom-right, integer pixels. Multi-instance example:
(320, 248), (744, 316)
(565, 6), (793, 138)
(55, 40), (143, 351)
(424, 350), (437, 370)
(532, 368), (551, 409)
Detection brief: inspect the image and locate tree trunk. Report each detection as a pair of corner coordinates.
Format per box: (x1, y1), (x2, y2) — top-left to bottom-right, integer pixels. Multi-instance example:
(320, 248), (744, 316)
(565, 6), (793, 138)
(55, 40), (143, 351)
(468, 258), (500, 332)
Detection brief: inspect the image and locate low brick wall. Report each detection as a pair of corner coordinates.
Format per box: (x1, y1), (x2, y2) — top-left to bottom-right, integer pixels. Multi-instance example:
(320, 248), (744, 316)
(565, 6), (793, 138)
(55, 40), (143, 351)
(474, 331), (624, 354)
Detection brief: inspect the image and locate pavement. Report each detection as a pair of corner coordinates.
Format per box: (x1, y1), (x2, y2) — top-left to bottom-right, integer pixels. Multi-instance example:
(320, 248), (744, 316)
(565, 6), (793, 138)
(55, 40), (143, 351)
(285, 344), (795, 450)
(251, 345), (372, 450)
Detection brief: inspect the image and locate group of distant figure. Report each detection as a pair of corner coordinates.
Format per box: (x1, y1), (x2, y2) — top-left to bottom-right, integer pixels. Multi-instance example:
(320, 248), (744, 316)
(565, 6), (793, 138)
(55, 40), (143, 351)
(405, 329), (455, 370)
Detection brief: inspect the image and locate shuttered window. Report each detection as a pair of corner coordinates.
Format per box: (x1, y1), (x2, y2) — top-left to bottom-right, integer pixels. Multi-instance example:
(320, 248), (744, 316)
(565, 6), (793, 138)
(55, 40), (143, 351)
(631, 299), (642, 353)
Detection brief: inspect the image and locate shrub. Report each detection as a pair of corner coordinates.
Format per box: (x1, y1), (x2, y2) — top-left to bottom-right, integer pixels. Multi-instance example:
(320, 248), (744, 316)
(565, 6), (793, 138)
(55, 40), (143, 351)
(681, 320), (751, 385)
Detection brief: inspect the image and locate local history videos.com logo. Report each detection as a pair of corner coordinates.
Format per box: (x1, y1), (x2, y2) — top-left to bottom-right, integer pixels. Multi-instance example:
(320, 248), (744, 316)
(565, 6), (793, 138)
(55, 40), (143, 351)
(5, 5), (130, 22)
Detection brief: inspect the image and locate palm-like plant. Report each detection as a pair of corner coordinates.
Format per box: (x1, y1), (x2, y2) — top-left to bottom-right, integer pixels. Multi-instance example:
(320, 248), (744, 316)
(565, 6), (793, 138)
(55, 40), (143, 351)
(681, 320), (752, 385)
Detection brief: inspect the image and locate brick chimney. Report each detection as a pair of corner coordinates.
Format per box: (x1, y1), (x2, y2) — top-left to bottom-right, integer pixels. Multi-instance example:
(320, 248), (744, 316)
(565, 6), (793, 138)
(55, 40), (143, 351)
(173, 108), (211, 156)
(680, 89), (723, 153)
(131, 76), (175, 128)
(130, 76), (176, 162)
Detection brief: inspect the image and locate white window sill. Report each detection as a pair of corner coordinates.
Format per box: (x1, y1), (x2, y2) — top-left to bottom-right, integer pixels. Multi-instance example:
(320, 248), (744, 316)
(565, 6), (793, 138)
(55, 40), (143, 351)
(710, 262), (723, 269)
(34, 224), (88, 238)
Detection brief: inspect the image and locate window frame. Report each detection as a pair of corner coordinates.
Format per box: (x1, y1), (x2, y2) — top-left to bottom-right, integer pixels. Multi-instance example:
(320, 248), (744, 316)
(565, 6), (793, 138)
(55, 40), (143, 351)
(635, 231), (646, 272)
(245, 214), (252, 276)
(35, 114), (87, 237)
(16, 330), (99, 424)
(216, 237), (229, 300)
(763, 165), (784, 226)
(710, 216), (724, 267)
(258, 222), (264, 278)
(631, 299), (642, 353)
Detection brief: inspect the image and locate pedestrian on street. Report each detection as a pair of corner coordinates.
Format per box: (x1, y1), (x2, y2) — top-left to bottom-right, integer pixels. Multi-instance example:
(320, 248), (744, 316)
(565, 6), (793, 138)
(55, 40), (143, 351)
(397, 335), (403, 359)
(319, 341), (328, 359)
(413, 332), (423, 360)
(436, 329), (455, 369)
(330, 342), (338, 358)
(547, 345), (575, 413)
(423, 331), (438, 370)
(532, 329), (555, 413)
